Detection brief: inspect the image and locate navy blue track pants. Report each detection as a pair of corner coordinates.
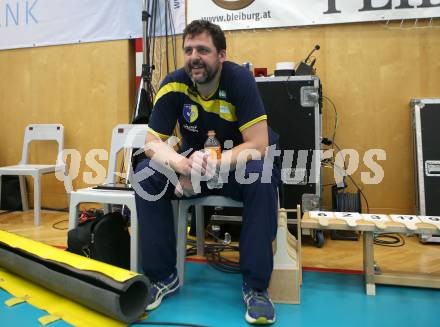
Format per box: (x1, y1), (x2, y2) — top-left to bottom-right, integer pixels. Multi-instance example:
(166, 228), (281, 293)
(134, 158), (280, 290)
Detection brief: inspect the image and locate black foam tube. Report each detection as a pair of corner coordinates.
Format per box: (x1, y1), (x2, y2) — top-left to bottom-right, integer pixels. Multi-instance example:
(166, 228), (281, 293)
(0, 242), (149, 324)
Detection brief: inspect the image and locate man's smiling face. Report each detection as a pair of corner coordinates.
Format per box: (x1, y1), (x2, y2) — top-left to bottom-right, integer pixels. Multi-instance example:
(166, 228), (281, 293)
(183, 31), (225, 84)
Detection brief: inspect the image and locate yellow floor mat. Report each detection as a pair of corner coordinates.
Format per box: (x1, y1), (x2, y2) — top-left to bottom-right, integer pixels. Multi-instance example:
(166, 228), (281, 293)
(0, 267), (127, 327)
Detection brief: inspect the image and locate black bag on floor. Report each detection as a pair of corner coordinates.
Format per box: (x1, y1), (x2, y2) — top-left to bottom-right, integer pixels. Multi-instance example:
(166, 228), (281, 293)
(0, 176), (22, 211)
(67, 211), (130, 269)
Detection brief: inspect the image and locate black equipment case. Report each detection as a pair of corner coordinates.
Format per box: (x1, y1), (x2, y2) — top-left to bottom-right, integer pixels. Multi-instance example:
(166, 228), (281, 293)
(202, 76), (323, 246)
(411, 99), (440, 216)
(256, 75), (322, 209)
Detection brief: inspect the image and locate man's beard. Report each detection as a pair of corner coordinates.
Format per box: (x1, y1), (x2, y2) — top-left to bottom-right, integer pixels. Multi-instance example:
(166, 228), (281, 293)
(185, 59), (219, 84)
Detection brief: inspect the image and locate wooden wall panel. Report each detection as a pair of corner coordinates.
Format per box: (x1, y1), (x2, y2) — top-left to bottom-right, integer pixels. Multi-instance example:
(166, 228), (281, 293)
(0, 40), (135, 209)
(1, 20), (439, 214)
(172, 21), (439, 214)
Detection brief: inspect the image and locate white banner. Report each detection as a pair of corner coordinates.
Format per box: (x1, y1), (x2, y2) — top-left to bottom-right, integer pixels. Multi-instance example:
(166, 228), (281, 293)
(167, 0), (185, 35)
(149, 0), (186, 37)
(188, 0), (440, 30)
(0, 0), (144, 51)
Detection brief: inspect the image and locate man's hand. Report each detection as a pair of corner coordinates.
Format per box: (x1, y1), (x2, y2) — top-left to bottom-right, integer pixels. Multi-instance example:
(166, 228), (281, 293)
(145, 133), (194, 177)
(174, 156), (192, 176)
(174, 151), (219, 197)
(189, 150), (217, 179)
(174, 175), (197, 198)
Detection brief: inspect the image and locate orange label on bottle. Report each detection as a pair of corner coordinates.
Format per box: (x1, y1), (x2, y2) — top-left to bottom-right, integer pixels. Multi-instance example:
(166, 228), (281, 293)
(205, 147), (221, 160)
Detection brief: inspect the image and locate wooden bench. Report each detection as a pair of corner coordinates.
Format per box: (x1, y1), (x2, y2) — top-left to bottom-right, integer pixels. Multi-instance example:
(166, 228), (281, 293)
(301, 211), (440, 295)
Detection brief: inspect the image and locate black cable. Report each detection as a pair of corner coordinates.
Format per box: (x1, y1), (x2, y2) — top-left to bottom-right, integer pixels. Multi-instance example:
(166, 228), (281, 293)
(52, 219), (68, 230)
(346, 170), (369, 213)
(187, 238), (239, 256)
(208, 254), (240, 273)
(41, 207), (69, 212)
(206, 251), (240, 274)
(186, 236), (240, 274)
(146, 0), (153, 63)
(150, 0), (157, 71)
(327, 160), (370, 213)
(168, 0), (178, 71)
(165, 0), (178, 71)
(322, 95), (338, 149)
(333, 141), (347, 171)
(164, 0), (169, 74)
(185, 246), (198, 256)
(373, 233), (405, 247)
(146, 0), (158, 90)
(133, 321), (209, 327)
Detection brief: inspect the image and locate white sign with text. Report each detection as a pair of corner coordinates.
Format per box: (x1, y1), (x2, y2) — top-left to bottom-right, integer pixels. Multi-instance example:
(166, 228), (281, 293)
(0, 0), (144, 50)
(188, 0), (440, 30)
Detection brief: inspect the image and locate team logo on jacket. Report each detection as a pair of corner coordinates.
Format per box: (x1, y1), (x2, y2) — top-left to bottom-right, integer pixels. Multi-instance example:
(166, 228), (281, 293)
(219, 89), (227, 99)
(183, 104), (198, 123)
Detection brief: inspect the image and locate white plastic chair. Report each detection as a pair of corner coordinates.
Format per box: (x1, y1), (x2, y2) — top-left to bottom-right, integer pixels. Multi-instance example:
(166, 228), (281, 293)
(174, 196), (243, 286)
(0, 124), (65, 225)
(68, 124), (148, 272)
(174, 188), (285, 288)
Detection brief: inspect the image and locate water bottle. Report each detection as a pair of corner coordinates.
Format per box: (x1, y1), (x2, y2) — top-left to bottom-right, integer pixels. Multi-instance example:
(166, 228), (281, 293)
(204, 130), (222, 189)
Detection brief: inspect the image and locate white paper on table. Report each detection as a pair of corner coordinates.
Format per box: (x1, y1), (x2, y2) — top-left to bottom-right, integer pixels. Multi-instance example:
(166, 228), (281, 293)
(390, 215), (420, 231)
(418, 216), (440, 231)
(308, 211), (334, 226)
(361, 214), (390, 229)
(334, 212), (362, 227)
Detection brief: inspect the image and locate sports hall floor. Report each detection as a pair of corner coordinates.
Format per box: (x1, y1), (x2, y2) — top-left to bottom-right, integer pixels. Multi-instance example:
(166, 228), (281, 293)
(0, 210), (439, 326)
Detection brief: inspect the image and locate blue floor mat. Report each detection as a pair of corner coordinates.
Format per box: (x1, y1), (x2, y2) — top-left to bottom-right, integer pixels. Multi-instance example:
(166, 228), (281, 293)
(0, 290), (72, 327)
(136, 263), (440, 327)
(1, 262), (439, 327)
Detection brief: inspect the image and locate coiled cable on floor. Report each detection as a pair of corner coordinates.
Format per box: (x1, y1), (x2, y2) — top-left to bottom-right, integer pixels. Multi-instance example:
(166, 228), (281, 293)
(373, 233), (405, 247)
(186, 236), (240, 274)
